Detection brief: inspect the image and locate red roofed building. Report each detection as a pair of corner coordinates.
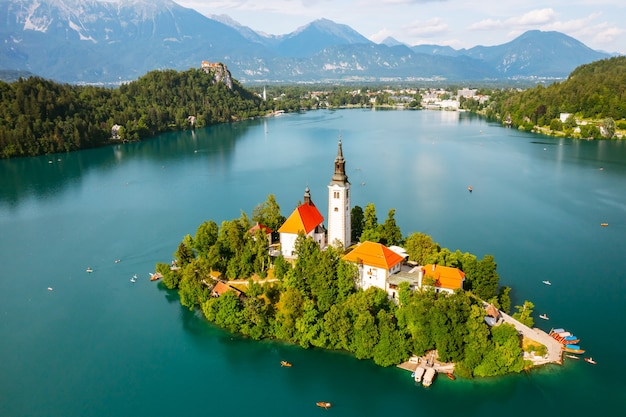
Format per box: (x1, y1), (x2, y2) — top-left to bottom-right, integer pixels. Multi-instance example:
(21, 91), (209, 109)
(342, 241), (405, 291)
(278, 187), (326, 258)
(249, 222), (273, 246)
(211, 281), (242, 298)
(419, 264), (465, 294)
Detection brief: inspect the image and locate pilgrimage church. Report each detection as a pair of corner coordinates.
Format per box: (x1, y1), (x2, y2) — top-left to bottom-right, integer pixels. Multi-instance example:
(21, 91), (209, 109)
(278, 138), (351, 257)
(276, 138), (464, 299)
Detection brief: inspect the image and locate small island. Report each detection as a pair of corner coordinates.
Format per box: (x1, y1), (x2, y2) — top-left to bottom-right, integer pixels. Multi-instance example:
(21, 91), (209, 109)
(156, 138), (564, 380)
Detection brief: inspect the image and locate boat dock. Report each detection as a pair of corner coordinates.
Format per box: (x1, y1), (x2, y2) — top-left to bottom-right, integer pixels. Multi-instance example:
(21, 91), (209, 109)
(496, 307), (563, 365)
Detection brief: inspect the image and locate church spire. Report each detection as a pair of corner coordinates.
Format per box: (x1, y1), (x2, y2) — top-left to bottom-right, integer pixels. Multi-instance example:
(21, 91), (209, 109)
(331, 136), (349, 185)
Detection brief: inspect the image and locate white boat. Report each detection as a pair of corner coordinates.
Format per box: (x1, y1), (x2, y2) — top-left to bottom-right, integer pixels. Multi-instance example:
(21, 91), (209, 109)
(539, 314), (549, 320)
(86, 267), (93, 273)
(542, 280), (551, 285)
(413, 367), (425, 382)
(422, 368), (436, 387)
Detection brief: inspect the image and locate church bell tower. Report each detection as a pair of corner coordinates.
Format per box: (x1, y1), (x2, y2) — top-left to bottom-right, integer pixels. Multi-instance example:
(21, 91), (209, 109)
(327, 137), (351, 249)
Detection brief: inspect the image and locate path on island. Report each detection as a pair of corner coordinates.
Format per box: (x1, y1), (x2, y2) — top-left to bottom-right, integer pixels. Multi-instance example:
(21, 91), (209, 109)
(492, 305), (563, 365)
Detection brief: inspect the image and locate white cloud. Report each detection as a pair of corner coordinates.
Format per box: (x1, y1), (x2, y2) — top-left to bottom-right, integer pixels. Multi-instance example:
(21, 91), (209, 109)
(404, 17), (449, 38)
(467, 18), (505, 31)
(369, 28), (395, 43)
(515, 8), (557, 25)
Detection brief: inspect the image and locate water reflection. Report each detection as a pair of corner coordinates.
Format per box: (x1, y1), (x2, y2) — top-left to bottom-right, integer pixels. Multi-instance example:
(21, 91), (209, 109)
(0, 120), (260, 207)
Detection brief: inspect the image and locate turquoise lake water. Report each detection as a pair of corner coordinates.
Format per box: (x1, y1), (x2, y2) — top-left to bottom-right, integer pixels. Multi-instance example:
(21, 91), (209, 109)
(1, 109), (625, 416)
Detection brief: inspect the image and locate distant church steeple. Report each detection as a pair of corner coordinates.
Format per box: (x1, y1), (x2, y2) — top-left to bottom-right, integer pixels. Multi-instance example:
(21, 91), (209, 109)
(331, 137), (349, 184)
(304, 185), (312, 205)
(327, 136), (351, 249)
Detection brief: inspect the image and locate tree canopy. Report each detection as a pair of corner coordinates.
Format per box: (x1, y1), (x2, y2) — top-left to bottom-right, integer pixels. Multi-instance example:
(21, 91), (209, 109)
(157, 200), (531, 377)
(0, 68), (269, 158)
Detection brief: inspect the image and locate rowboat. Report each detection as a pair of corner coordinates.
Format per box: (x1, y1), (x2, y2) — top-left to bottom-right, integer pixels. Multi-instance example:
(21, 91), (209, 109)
(150, 272), (163, 281)
(562, 345), (585, 354)
(280, 361), (292, 367)
(601, 223), (608, 227)
(86, 267), (93, 273)
(446, 373), (456, 380)
(565, 354), (580, 360)
(584, 357), (597, 365)
(316, 402), (331, 409)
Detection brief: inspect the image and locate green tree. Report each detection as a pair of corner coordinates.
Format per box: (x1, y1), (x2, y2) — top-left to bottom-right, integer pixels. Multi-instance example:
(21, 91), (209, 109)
(404, 232), (440, 265)
(512, 300), (535, 327)
(175, 236), (195, 266)
(379, 208), (403, 246)
(251, 194), (285, 242)
(471, 255), (499, 300)
(193, 220), (219, 258)
(373, 310), (409, 366)
(351, 205), (364, 242)
(360, 203), (380, 242)
(202, 291), (244, 333)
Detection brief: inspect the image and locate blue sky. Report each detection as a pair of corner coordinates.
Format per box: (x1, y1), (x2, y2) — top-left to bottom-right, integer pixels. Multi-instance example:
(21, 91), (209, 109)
(175, 0), (625, 54)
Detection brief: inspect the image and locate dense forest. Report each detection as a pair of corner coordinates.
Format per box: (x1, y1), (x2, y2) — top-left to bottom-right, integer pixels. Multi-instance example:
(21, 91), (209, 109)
(156, 196), (536, 378)
(0, 67), (270, 158)
(484, 56), (626, 137)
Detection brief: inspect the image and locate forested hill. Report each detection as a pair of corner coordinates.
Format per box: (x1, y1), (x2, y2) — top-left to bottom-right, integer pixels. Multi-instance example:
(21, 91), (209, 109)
(486, 56), (626, 134)
(0, 66), (267, 159)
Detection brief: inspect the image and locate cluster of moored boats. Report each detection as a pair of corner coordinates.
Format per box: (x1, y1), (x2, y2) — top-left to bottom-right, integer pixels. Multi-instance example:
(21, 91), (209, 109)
(550, 328), (596, 365)
(411, 366), (442, 387)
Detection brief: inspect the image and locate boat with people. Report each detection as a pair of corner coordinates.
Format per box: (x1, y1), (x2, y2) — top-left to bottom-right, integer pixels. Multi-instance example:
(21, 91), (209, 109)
(316, 402), (332, 409)
(468, 186), (473, 192)
(542, 280), (551, 285)
(584, 357), (597, 365)
(539, 314), (549, 320)
(86, 267), (93, 273)
(149, 272), (163, 281)
(280, 361), (292, 367)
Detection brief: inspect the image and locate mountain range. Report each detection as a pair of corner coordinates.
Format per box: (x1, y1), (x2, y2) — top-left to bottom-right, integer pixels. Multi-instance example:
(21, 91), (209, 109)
(0, 0), (613, 84)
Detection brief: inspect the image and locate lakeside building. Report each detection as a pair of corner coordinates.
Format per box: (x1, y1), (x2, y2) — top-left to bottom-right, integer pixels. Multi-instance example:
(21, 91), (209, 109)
(342, 241), (405, 291)
(277, 138), (352, 258)
(342, 242), (466, 301)
(278, 186), (326, 259)
(327, 138), (351, 249)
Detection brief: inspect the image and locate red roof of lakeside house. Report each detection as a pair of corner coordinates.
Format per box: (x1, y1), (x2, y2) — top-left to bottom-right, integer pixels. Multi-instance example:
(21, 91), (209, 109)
(342, 241), (405, 270)
(278, 201), (324, 235)
(212, 281), (242, 297)
(249, 223), (272, 235)
(422, 264), (465, 290)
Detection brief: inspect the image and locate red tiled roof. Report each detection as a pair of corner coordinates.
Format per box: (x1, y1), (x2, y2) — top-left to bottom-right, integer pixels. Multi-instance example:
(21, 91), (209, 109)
(423, 264), (465, 290)
(342, 241), (405, 270)
(249, 223), (272, 234)
(212, 281), (242, 297)
(278, 201), (324, 235)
